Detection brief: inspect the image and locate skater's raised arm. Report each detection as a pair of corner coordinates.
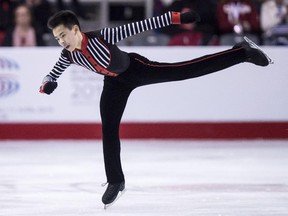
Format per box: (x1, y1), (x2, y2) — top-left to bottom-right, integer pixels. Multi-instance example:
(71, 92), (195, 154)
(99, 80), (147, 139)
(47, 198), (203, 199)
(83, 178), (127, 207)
(39, 10), (201, 95)
(100, 11), (200, 44)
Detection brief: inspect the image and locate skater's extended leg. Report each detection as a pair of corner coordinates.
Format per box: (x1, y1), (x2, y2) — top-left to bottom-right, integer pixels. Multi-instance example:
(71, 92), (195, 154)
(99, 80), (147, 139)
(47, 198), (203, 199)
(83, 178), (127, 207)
(127, 37), (271, 86)
(127, 47), (245, 85)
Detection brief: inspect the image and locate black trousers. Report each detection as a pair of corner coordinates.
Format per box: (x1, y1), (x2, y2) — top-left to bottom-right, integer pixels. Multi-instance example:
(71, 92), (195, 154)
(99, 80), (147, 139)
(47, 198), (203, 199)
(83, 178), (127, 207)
(100, 46), (246, 183)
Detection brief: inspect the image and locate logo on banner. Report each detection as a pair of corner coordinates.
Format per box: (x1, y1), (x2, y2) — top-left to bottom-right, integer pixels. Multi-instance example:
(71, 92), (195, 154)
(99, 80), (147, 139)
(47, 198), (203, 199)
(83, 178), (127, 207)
(69, 66), (103, 105)
(0, 76), (20, 97)
(0, 56), (19, 70)
(0, 56), (20, 97)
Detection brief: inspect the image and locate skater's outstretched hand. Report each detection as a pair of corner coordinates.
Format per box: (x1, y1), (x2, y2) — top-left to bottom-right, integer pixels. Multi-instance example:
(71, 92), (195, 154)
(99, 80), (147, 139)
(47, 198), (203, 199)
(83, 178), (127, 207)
(180, 11), (201, 24)
(39, 81), (58, 95)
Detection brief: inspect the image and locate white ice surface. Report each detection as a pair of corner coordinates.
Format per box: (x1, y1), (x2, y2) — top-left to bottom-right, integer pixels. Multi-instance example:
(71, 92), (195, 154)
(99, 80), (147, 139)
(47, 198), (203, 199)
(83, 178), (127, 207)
(0, 140), (287, 216)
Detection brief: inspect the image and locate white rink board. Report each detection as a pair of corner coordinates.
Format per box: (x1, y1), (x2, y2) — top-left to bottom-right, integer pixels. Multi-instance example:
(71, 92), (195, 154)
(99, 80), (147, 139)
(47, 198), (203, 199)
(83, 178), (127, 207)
(0, 46), (287, 122)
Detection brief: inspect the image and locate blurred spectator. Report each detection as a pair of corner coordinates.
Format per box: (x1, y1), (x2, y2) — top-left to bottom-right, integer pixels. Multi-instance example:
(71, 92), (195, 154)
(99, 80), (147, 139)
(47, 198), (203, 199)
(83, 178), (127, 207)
(191, 0), (218, 35)
(0, 0), (16, 45)
(168, 7), (218, 46)
(168, 30), (219, 46)
(25, 0), (53, 33)
(217, 0), (260, 45)
(153, 0), (165, 16)
(260, 0), (288, 45)
(2, 4), (45, 46)
(57, 0), (89, 20)
(162, 0), (219, 46)
(160, 0), (193, 36)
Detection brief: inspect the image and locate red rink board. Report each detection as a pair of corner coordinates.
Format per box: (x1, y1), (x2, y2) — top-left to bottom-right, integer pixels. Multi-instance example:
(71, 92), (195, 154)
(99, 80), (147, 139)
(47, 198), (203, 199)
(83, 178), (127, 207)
(1, 122), (288, 140)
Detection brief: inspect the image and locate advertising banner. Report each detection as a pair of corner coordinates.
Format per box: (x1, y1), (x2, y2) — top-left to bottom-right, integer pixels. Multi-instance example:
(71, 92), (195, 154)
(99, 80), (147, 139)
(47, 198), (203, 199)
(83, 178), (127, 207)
(0, 47), (287, 123)
(0, 48), (103, 122)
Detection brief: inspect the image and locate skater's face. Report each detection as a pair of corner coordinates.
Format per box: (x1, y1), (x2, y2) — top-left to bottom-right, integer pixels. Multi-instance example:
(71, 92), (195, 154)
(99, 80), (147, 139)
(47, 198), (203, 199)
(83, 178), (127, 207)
(53, 24), (81, 52)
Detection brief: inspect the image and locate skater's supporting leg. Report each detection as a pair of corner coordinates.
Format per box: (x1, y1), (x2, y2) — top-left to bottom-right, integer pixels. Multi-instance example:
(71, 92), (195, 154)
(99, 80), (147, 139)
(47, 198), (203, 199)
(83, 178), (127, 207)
(100, 78), (134, 184)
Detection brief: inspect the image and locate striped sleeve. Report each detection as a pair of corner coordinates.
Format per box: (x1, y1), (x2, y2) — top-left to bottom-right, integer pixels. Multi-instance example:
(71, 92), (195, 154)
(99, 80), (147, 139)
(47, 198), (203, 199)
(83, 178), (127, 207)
(100, 11), (180, 44)
(47, 50), (71, 81)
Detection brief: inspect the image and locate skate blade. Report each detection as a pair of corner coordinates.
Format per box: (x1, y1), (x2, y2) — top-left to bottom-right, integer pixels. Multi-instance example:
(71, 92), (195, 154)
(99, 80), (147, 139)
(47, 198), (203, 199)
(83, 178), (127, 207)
(104, 189), (126, 210)
(244, 36), (274, 65)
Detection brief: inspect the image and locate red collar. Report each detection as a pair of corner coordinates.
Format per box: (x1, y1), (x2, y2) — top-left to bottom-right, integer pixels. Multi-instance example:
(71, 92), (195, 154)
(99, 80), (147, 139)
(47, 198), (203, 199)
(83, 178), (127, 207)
(73, 32), (88, 52)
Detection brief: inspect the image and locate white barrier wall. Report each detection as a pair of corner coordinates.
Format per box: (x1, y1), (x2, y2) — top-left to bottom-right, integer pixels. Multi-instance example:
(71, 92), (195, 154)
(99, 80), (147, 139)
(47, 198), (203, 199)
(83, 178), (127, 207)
(0, 46), (287, 123)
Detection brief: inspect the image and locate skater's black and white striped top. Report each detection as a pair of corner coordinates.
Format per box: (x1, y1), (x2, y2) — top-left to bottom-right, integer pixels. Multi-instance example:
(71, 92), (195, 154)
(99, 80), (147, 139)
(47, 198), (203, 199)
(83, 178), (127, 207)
(44, 11), (182, 81)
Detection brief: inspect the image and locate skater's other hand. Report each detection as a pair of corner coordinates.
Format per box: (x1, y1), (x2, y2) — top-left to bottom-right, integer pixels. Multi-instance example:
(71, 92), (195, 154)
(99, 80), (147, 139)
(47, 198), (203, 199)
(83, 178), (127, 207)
(39, 81), (58, 95)
(180, 11), (201, 24)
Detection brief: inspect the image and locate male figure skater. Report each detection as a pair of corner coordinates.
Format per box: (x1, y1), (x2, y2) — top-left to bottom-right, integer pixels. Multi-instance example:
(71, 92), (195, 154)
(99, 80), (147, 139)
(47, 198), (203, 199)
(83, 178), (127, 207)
(39, 10), (272, 207)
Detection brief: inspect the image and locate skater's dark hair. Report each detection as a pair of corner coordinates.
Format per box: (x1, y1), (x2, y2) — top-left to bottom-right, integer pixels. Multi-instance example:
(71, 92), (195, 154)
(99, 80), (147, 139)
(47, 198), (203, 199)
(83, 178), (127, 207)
(47, 10), (81, 30)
